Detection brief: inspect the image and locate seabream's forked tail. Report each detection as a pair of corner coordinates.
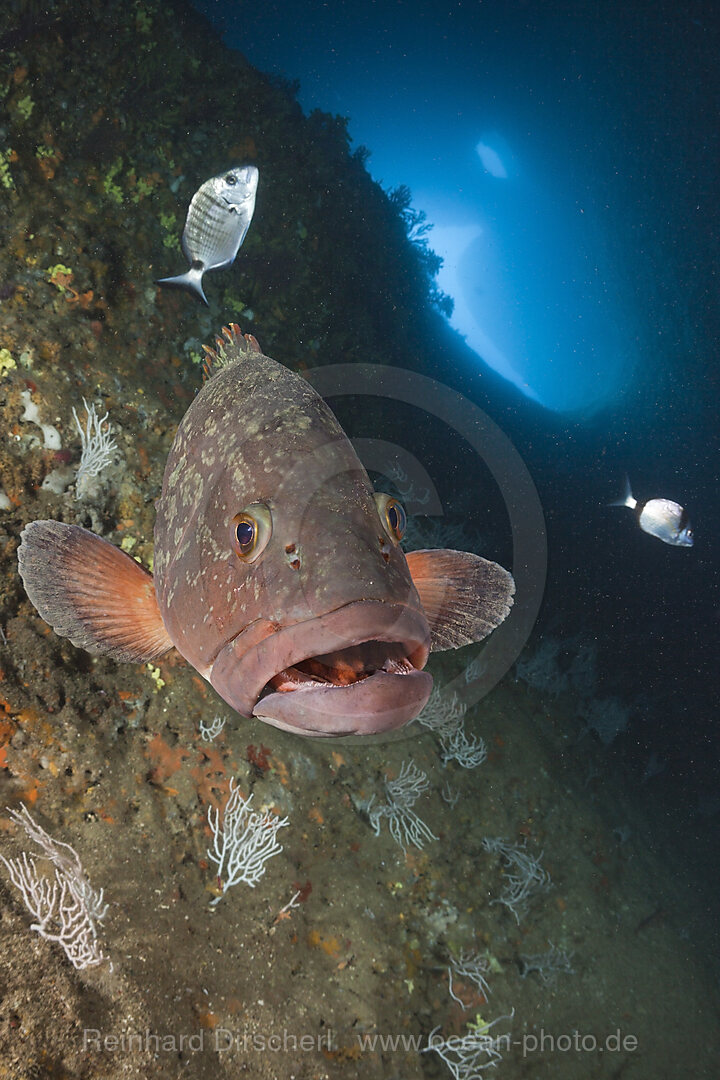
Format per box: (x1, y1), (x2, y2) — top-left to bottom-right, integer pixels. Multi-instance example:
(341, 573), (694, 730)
(156, 264), (208, 305)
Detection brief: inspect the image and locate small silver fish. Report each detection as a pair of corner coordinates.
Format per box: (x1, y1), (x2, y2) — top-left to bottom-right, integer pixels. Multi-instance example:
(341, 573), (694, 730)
(610, 476), (694, 547)
(157, 165), (259, 304)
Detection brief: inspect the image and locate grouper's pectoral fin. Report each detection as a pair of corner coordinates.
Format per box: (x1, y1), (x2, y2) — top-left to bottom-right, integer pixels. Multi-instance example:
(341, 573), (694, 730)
(18, 520), (173, 662)
(405, 548), (515, 652)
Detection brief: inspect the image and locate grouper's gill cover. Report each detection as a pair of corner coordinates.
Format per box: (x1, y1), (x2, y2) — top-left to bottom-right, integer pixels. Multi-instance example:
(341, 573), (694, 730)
(17, 325), (515, 738)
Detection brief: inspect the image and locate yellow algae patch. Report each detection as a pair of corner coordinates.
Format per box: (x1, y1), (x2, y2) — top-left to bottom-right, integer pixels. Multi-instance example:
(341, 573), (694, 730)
(146, 663), (165, 691)
(0, 349), (17, 376)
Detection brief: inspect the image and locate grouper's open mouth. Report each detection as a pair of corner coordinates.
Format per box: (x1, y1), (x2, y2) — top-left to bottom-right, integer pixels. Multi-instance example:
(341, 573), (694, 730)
(209, 601), (432, 736)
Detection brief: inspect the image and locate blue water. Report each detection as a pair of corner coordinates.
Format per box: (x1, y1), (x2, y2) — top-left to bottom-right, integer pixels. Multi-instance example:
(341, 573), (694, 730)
(192, 0), (714, 419)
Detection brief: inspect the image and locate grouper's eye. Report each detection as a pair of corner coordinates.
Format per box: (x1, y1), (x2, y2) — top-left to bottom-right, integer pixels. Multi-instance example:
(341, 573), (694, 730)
(374, 493), (406, 544)
(230, 502), (272, 562)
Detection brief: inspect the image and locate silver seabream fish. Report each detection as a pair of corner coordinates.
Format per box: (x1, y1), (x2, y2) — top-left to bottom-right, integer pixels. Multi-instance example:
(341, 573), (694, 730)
(157, 165), (259, 304)
(610, 476), (694, 547)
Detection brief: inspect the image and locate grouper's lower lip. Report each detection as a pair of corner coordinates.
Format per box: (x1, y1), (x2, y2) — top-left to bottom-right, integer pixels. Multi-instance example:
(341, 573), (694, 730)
(209, 601), (432, 737)
(253, 669), (433, 736)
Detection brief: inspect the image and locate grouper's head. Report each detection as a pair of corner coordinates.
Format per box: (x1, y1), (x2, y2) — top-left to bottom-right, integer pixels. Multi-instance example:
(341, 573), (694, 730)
(154, 353), (434, 736)
(201, 464), (433, 737)
(154, 329), (513, 738)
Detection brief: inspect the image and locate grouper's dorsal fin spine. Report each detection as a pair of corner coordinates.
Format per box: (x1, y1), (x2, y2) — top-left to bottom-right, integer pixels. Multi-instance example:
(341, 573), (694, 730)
(202, 323), (263, 380)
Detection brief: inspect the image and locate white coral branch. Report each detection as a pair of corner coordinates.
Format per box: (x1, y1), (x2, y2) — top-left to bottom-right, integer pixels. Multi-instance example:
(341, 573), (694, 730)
(208, 780), (288, 902)
(72, 397), (118, 497)
(1, 807), (109, 970)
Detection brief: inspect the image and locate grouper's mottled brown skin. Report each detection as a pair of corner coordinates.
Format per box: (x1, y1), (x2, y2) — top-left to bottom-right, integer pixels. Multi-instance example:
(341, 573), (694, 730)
(152, 330), (430, 725)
